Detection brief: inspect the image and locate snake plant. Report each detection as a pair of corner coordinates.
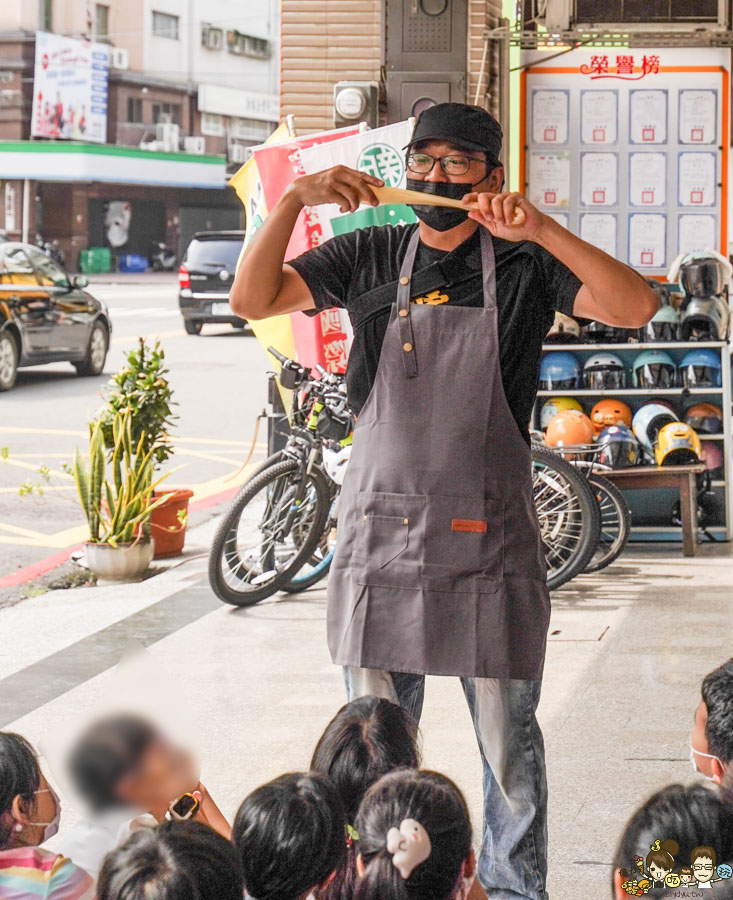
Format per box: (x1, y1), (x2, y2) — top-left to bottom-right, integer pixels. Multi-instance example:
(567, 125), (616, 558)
(72, 410), (173, 546)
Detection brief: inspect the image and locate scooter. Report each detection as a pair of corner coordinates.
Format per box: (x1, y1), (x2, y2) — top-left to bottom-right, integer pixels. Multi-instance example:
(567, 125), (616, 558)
(150, 241), (176, 271)
(35, 234), (65, 267)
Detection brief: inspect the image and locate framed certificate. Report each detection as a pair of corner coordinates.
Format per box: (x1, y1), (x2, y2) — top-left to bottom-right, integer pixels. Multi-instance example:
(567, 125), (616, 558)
(531, 90), (569, 145)
(629, 152), (667, 207)
(628, 213), (666, 268)
(529, 151), (571, 208)
(580, 90), (618, 145)
(580, 152), (617, 206)
(580, 213), (617, 257)
(629, 90), (668, 144)
(678, 214), (717, 253)
(678, 90), (717, 144)
(678, 152), (717, 207)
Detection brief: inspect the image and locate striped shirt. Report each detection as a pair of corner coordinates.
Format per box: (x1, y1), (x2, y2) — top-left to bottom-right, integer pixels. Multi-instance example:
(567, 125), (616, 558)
(0, 847), (94, 900)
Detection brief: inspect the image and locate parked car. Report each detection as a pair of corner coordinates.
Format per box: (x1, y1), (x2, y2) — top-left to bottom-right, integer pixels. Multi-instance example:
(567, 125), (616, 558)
(0, 242), (112, 391)
(178, 230), (246, 335)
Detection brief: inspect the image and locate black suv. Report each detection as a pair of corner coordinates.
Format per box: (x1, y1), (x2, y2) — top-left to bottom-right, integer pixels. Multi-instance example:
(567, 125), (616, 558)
(0, 242), (111, 391)
(178, 231), (246, 334)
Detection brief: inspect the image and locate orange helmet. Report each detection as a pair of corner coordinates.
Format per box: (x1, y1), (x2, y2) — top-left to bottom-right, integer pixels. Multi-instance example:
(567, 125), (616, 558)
(590, 399), (632, 436)
(545, 409), (595, 447)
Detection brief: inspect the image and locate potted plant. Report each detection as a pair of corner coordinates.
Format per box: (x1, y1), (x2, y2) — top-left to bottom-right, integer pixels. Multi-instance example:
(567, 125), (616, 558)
(96, 338), (193, 558)
(73, 411), (173, 580)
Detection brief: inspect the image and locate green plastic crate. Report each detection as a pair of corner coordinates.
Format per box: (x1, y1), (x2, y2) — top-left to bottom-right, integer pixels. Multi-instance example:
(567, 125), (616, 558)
(79, 247), (112, 273)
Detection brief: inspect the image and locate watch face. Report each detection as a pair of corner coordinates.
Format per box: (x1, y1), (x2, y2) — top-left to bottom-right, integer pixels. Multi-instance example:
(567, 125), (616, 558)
(172, 793), (198, 819)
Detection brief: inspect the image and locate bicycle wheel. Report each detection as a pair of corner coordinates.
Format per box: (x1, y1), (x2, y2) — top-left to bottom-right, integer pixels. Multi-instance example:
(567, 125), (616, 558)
(531, 447), (601, 591)
(584, 475), (631, 574)
(208, 459), (331, 607)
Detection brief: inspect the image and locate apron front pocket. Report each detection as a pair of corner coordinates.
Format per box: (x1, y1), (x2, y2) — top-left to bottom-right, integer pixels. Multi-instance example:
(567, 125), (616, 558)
(352, 491), (426, 589)
(422, 495), (505, 593)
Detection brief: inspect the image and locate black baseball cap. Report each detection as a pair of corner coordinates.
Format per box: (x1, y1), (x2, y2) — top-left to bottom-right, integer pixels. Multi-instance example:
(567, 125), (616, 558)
(405, 103), (503, 163)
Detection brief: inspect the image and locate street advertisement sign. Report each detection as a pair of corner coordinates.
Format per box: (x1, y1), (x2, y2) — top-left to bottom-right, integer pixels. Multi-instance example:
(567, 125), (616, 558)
(31, 32), (110, 144)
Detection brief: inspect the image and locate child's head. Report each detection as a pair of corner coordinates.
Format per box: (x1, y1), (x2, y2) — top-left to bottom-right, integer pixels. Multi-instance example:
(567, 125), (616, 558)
(611, 784), (733, 899)
(311, 696), (421, 823)
(646, 839), (679, 880)
(98, 820), (243, 900)
(691, 658), (733, 783)
(354, 770), (474, 900)
(233, 772), (346, 900)
(678, 866), (693, 883)
(67, 714), (197, 815)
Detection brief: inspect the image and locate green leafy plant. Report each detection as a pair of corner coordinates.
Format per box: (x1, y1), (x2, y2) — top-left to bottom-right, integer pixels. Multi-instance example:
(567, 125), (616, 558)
(96, 338), (177, 469)
(72, 410), (173, 546)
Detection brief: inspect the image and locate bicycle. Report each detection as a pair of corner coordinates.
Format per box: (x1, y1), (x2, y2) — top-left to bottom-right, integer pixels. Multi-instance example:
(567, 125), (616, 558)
(208, 348), (352, 606)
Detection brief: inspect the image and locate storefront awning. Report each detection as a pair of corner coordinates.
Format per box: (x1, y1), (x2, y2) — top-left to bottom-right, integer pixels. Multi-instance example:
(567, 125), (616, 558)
(0, 141), (227, 189)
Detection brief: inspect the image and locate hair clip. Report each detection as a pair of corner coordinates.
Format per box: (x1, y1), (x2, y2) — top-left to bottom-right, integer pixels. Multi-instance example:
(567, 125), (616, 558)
(346, 824), (360, 847)
(386, 818), (431, 879)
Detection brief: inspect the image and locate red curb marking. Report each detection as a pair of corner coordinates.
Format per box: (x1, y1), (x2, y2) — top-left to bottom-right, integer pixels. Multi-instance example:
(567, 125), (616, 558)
(0, 485), (241, 588)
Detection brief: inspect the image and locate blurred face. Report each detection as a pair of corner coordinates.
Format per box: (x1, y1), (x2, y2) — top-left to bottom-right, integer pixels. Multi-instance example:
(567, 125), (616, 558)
(116, 737), (199, 812)
(408, 140), (503, 193)
(31, 773), (58, 826)
(690, 699), (725, 782)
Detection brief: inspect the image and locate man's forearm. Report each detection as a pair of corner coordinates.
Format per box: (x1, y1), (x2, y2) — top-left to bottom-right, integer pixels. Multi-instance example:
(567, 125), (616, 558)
(230, 187), (303, 318)
(532, 215), (658, 327)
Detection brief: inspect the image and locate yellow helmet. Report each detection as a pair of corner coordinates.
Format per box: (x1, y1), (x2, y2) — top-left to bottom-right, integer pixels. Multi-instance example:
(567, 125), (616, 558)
(654, 422), (702, 466)
(540, 396), (583, 430)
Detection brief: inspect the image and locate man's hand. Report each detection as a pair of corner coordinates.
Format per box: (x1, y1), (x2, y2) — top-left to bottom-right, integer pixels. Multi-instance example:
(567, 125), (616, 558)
(289, 165), (384, 214)
(462, 191), (545, 243)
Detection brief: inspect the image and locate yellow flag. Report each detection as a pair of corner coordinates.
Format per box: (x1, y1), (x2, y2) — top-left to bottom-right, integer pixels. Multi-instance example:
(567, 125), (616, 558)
(231, 122), (298, 407)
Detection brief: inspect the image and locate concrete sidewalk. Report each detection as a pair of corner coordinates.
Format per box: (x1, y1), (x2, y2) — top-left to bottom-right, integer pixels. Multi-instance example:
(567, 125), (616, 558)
(0, 518), (731, 899)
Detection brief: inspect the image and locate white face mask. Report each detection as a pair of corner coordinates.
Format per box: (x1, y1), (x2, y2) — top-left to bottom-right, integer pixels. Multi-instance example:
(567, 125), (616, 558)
(28, 787), (61, 841)
(689, 741), (724, 782)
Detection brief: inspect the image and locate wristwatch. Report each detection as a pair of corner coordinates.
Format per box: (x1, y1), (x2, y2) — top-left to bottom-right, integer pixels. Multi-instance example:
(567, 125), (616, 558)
(165, 791), (200, 822)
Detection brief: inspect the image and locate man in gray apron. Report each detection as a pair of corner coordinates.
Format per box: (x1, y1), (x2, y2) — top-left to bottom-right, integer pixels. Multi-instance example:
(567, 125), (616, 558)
(230, 103), (658, 899)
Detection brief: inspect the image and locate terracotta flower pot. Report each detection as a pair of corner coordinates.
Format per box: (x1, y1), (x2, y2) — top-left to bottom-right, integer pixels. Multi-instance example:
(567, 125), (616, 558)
(149, 489), (194, 558)
(84, 539), (155, 581)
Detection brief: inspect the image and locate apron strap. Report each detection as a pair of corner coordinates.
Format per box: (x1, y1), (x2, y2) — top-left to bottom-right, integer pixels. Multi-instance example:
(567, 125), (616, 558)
(480, 229), (498, 311)
(396, 229), (421, 378)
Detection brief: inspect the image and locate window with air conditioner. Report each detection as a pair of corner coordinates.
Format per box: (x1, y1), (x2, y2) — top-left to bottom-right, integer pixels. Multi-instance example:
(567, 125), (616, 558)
(574, 0), (720, 23)
(152, 10), (179, 39)
(152, 102), (181, 125)
(226, 30), (271, 58)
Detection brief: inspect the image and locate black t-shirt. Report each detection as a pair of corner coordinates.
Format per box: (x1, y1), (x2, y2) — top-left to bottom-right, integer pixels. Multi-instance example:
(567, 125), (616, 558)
(289, 224), (582, 442)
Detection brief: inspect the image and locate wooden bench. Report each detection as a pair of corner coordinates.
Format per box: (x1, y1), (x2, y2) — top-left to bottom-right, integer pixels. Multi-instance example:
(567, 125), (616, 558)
(600, 463), (706, 557)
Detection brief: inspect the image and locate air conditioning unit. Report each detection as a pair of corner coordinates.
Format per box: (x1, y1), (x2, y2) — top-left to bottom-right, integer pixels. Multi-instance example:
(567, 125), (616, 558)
(156, 122), (180, 152)
(201, 24), (223, 50)
(110, 47), (129, 69)
(230, 144), (247, 164)
(184, 136), (206, 155)
(540, 0), (572, 32)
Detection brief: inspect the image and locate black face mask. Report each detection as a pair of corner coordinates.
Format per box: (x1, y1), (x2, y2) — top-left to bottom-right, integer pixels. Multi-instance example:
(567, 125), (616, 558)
(406, 178), (473, 231)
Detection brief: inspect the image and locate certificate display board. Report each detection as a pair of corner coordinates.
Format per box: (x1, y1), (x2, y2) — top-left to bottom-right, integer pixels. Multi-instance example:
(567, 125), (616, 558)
(521, 48), (729, 274)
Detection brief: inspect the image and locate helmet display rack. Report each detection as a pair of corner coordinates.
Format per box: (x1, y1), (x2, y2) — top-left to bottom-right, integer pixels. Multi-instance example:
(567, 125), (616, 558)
(533, 339), (732, 543)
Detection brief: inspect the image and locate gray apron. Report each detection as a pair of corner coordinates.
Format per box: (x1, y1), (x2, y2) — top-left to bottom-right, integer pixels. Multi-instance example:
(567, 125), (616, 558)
(327, 228), (550, 679)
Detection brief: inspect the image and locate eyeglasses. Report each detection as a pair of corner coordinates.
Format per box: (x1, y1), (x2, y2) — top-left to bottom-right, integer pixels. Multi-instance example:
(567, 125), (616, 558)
(693, 864), (714, 872)
(406, 152), (490, 176)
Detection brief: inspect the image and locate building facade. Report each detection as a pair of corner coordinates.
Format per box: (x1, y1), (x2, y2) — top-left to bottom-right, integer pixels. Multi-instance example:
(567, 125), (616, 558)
(0, 0), (279, 266)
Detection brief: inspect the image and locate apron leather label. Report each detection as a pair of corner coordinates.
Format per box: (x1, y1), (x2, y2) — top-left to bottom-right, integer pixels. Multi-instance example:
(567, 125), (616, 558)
(451, 519), (488, 533)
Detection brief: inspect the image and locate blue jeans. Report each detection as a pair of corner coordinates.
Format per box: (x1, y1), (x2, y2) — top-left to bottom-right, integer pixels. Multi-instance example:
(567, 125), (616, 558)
(344, 668), (548, 900)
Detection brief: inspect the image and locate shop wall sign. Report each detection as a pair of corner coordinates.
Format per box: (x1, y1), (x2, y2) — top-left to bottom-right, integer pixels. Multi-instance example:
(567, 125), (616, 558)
(521, 47), (729, 274)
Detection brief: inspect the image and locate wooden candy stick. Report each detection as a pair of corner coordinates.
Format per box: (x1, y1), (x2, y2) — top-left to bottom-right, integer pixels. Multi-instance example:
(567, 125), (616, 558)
(371, 185), (526, 225)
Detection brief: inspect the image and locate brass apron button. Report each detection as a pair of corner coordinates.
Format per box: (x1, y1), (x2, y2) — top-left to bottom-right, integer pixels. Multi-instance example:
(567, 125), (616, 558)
(403, 342), (413, 352)
(398, 308), (409, 317)
(399, 276), (409, 285)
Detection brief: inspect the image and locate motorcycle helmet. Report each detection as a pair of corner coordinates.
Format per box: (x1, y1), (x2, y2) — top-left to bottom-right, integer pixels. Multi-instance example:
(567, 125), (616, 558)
(654, 422), (702, 466)
(581, 321), (630, 343)
(679, 348), (722, 387)
(678, 255), (728, 297)
(582, 353), (626, 390)
(684, 402), (723, 435)
(678, 296), (730, 342)
(701, 441), (724, 477)
(632, 402), (679, 454)
(545, 409), (594, 447)
(632, 349), (677, 389)
(637, 304), (680, 342)
(597, 424), (640, 469)
(545, 312), (581, 344)
(589, 398), (632, 436)
(539, 352), (581, 390)
(540, 396), (583, 431)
